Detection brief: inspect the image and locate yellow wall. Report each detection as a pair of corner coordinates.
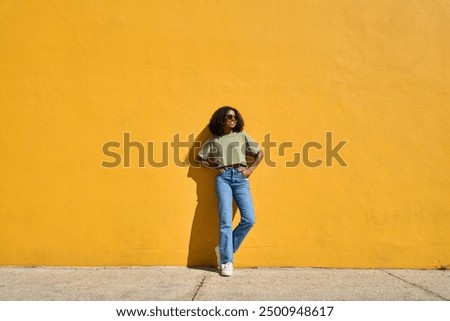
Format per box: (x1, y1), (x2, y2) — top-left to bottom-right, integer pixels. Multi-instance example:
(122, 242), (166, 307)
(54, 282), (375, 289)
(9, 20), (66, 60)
(1, 0), (449, 268)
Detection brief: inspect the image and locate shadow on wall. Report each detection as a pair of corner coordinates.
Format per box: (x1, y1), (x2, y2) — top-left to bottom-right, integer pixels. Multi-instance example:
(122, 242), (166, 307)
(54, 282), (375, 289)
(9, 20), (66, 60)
(185, 126), (236, 267)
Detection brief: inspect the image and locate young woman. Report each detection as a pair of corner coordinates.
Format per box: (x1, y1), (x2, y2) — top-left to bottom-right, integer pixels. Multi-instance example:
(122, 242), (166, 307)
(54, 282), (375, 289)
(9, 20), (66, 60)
(196, 106), (264, 276)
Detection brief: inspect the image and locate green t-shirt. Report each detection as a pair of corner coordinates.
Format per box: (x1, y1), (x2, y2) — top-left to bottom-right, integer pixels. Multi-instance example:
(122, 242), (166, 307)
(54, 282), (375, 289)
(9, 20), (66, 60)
(197, 131), (261, 168)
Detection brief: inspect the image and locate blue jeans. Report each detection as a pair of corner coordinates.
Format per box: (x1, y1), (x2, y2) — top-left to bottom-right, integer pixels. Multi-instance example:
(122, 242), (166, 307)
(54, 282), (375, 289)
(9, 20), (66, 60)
(215, 168), (256, 264)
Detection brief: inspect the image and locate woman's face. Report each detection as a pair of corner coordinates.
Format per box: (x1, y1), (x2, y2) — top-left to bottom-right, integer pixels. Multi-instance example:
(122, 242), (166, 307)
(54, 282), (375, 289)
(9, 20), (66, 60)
(224, 109), (237, 131)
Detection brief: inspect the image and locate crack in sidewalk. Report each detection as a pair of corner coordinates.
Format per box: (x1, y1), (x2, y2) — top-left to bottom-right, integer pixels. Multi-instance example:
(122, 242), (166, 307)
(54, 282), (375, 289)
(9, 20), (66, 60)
(191, 272), (207, 301)
(382, 270), (448, 301)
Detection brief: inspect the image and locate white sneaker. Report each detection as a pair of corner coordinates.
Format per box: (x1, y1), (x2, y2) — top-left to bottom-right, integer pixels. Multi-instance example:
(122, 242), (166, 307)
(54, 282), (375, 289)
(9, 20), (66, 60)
(221, 262), (233, 277)
(215, 246), (224, 270)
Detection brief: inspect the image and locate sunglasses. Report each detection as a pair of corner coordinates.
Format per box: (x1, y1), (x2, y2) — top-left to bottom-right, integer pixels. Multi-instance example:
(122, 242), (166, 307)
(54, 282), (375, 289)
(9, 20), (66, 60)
(225, 114), (237, 120)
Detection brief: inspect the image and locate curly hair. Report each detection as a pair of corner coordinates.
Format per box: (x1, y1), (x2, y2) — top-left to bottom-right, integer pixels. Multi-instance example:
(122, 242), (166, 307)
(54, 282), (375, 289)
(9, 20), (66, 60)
(208, 106), (245, 136)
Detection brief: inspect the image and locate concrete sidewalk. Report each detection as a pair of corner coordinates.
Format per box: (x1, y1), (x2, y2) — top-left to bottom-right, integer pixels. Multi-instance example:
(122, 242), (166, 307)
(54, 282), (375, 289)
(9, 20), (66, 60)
(0, 267), (448, 301)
